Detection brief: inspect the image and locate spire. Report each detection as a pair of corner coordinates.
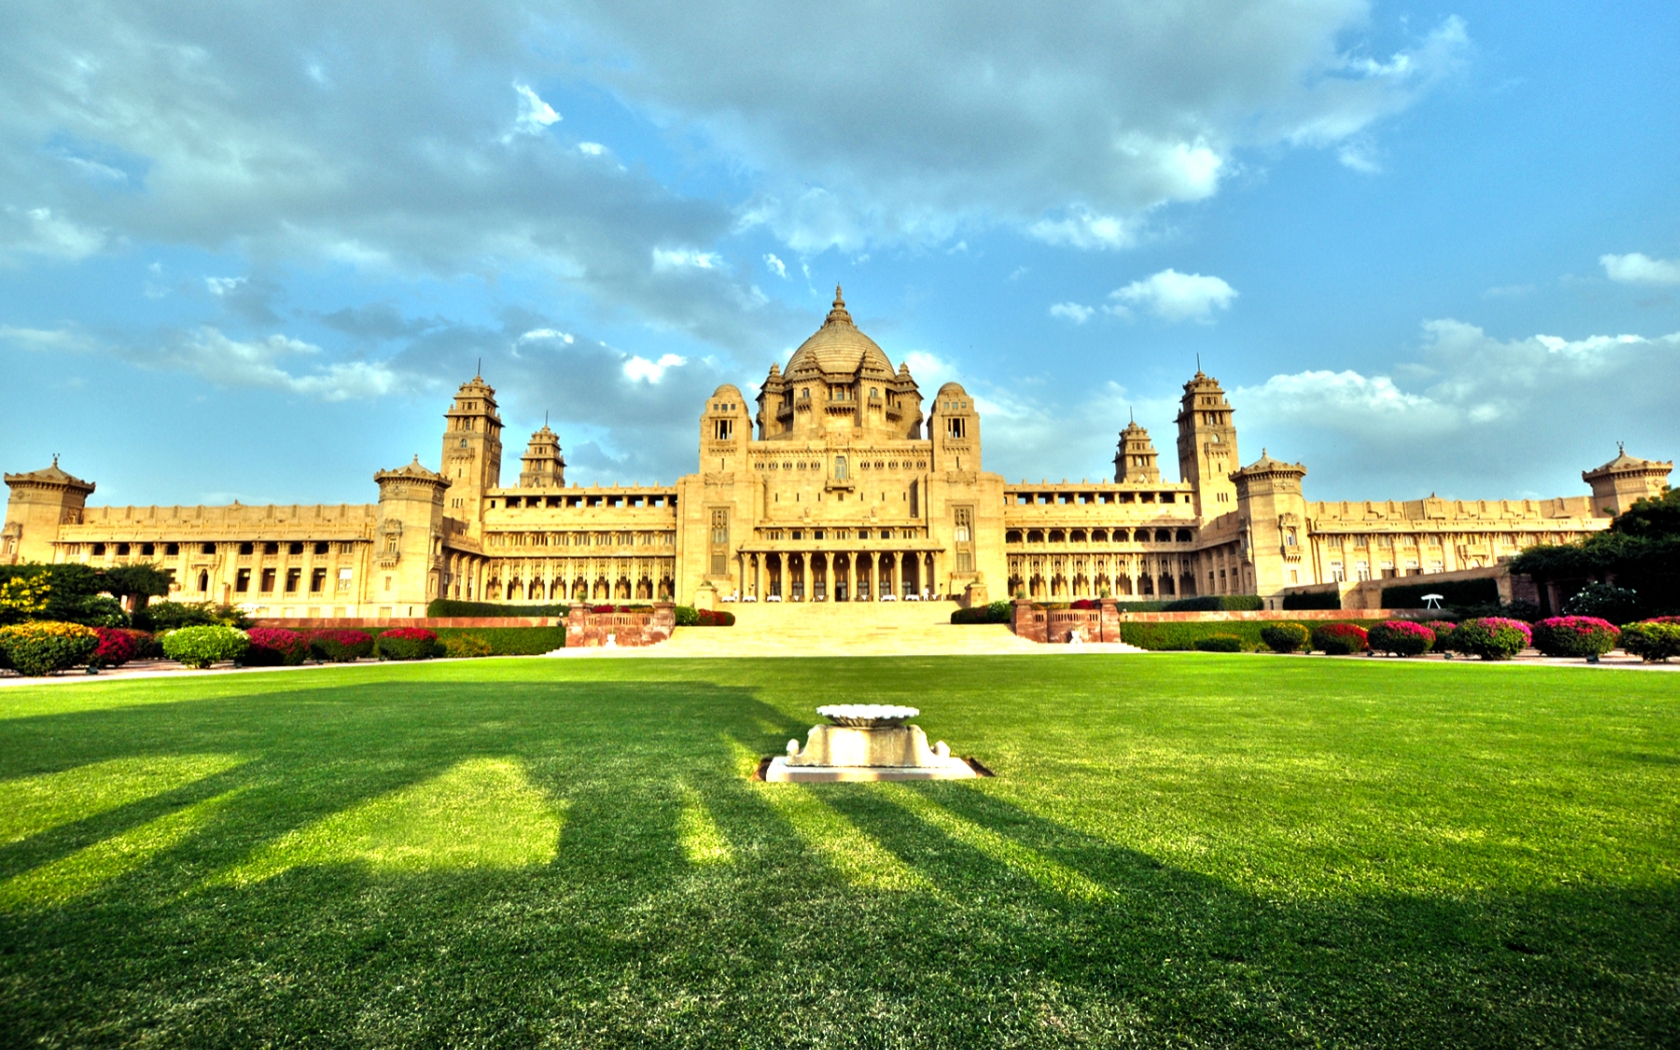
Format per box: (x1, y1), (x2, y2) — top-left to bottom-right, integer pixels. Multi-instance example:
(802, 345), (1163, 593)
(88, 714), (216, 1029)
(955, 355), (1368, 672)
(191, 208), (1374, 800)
(825, 284), (853, 326)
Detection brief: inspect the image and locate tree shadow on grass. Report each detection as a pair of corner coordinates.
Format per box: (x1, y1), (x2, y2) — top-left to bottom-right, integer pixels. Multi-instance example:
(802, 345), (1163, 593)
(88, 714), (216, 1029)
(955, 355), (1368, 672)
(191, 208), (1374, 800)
(0, 676), (1674, 1048)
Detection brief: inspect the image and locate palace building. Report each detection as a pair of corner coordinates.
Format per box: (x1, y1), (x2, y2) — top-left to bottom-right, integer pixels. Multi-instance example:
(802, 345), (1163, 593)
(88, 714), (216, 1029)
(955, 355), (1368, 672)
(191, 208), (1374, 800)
(4, 290), (1671, 617)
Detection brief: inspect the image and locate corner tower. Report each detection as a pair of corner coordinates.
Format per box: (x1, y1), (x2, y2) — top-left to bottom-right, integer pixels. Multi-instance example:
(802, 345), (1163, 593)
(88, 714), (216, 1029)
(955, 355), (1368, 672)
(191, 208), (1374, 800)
(1583, 445), (1672, 517)
(1232, 450), (1308, 598)
(2, 458), (94, 565)
(1176, 370), (1239, 517)
(440, 376), (503, 514)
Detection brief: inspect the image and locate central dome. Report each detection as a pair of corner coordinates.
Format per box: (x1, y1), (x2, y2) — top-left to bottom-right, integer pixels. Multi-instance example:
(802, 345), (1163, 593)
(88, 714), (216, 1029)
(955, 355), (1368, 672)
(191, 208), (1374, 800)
(784, 287), (896, 377)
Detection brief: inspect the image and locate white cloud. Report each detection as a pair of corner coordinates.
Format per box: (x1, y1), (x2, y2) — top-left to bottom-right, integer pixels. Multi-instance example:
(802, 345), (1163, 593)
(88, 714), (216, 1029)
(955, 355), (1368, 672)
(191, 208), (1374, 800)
(510, 83), (561, 137)
(622, 352), (686, 382)
(0, 324), (97, 353)
(1232, 319), (1680, 496)
(577, 141), (606, 156)
(1028, 207), (1140, 251)
(652, 248), (722, 271)
(518, 328), (575, 344)
(1109, 269), (1237, 322)
(1049, 302), (1094, 324)
(156, 327), (408, 400)
(763, 252), (787, 279)
(1601, 252), (1680, 285)
(1, 206), (103, 261)
(205, 276), (247, 296)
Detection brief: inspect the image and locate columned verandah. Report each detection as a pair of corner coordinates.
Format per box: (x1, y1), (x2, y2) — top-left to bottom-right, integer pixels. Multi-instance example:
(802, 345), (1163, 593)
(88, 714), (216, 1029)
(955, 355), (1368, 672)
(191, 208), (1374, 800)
(734, 548), (940, 600)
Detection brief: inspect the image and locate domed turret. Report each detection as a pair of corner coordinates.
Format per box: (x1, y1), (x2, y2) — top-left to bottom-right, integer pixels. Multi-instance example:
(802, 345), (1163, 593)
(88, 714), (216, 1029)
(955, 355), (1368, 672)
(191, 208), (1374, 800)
(755, 288), (923, 441)
(783, 287), (896, 380)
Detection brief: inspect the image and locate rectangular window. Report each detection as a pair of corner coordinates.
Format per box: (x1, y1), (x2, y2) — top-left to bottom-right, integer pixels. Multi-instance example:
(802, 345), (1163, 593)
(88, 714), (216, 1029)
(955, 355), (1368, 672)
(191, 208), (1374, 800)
(235, 568), (251, 593)
(260, 568), (276, 592)
(337, 568), (353, 590)
(285, 568), (302, 593)
(953, 505), (974, 574)
(310, 568), (327, 593)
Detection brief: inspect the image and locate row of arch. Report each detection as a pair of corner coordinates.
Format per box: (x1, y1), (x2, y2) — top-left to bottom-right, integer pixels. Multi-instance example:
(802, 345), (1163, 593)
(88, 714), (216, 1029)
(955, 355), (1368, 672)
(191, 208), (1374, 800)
(488, 574), (674, 601)
(1008, 572), (1198, 599)
(1006, 526), (1195, 545)
(739, 550), (932, 601)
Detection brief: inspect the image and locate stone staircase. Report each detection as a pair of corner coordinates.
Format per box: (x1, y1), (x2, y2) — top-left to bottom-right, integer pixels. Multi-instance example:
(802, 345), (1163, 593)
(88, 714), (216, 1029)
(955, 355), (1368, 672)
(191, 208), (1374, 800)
(614, 600), (1141, 658)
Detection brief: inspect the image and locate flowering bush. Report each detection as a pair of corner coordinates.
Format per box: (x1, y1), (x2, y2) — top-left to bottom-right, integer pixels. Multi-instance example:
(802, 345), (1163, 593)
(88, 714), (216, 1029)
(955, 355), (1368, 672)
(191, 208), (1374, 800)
(1259, 623), (1310, 653)
(1070, 598), (1098, 610)
(306, 629), (375, 662)
(1193, 633), (1243, 652)
(1619, 621), (1680, 662)
(160, 625), (249, 669)
(246, 627), (311, 666)
(1311, 622), (1368, 655)
(0, 621), (100, 675)
(91, 626), (139, 668)
(1531, 617), (1620, 659)
(1428, 621), (1458, 652)
(443, 634), (494, 658)
(1367, 620), (1436, 657)
(376, 627), (440, 660)
(1452, 617), (1532, 661)
(696, 609), (735, 627)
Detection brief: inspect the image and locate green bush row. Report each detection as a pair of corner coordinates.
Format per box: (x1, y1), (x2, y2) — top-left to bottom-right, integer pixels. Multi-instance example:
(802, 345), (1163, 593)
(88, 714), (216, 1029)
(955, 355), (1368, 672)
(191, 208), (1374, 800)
(1120, 620), (1384, 652)
(951, 601), (1013, 624)
(1162, 595), (1265, 612)
(425, 599), (570, 619)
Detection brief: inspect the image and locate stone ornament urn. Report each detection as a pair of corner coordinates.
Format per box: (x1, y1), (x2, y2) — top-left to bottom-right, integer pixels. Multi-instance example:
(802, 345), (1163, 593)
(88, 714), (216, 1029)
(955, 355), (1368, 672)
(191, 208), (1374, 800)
(764, 705), (978, 782)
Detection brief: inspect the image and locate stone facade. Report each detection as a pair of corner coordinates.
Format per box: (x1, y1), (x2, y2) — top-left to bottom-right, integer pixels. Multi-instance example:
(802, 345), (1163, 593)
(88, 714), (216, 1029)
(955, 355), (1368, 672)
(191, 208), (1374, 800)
(4, 289), (1672, 616)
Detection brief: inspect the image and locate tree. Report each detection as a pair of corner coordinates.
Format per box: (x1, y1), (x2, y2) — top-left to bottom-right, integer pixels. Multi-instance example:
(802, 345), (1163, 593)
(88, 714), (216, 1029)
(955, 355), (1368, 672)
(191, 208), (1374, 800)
(1512, 488), (1680, 617)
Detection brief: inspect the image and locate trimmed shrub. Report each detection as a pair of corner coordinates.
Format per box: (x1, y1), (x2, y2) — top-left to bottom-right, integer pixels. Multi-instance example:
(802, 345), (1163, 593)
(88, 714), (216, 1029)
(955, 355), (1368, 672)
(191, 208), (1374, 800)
(1531, 616), (1620, 659)
(1121, 620), (1380, 652)
(1452, 617), (1532, 661)
(161, 625), (249, 669)
(307, 628), (376, 663)
(91, 626), (139, 668)
(443, 634), (494, 658)
(1259, 622), (1310, 653)
(0, 621), (100, 675)
(1163, 595), (1264, 612)
(246, 627), (310, 666)
(673, 605), (700, 626)
(140, 601), (251, 631)
(1367, 620), (1436, 657)
(952, 603), (1014, 624)
(426, 598), (568, 619)
(1619, 621), (1680, 662)
(697, 609), (735, 627)
(1193, 634), (1243, 652)
(376, 627), (440, 660)
(1382, 578), (1498, 611)
(1312, 623), (1369, 655)
(1281, 591), (1342, 611)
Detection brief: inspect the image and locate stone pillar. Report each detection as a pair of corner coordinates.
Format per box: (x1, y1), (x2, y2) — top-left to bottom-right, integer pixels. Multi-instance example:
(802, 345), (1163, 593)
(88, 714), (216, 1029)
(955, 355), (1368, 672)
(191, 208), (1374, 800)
(821, 551), (832, 601)
(843, 553), (855, 601)
(891, 551), (903, 598)
(753, 553), (763, 600)
(926, 550), (937, 599)
(800, 553), (811, 602)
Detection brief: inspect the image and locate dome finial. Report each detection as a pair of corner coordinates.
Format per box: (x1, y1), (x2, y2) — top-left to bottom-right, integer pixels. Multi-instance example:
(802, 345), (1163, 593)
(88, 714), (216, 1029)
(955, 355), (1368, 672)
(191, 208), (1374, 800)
(824, 284), (853, 326)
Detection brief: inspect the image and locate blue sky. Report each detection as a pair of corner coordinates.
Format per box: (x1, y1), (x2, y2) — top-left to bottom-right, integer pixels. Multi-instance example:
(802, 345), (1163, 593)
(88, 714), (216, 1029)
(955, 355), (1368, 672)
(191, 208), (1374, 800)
(2, 0), (1676, 508)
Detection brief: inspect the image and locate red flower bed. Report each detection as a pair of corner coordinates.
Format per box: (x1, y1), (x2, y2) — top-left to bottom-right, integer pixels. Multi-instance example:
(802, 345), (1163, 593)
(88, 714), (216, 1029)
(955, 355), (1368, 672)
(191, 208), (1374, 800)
(696, 609), (735, 627)
(1070, 598), (1098, 610)
(306, 628), (375, 662)
(246, 627), (311, 666)
(1532, 616), (1619, 658)
(91, 627), (138, 668)
(376, 627), (440, 661)
(1311, 622), (1369, 655)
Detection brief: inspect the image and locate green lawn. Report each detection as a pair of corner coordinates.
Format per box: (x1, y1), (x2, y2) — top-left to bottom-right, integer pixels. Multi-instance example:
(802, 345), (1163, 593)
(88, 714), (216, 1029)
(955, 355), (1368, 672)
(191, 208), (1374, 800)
(0, 655), (1676, 1048)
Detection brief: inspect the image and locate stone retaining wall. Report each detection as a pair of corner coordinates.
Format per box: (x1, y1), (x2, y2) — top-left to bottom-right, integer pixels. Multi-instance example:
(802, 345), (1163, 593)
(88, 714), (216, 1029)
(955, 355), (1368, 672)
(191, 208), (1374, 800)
(564, 603), (676, 647)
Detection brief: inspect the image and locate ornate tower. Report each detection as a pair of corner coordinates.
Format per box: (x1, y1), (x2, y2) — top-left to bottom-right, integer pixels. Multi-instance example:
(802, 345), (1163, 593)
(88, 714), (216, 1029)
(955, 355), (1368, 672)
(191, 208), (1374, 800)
(440, 376), (503, 514)
(1113, 418), (1161, 484)
(1232, 450), (1309, 599)
(517, 425), (565, 488)
(929, 382), (980, 473)
(1176, 370), (1239, 517)
(699, 385), (753, 474)
(1583, 445), (1672, 517)
(2, 458), (95, 565)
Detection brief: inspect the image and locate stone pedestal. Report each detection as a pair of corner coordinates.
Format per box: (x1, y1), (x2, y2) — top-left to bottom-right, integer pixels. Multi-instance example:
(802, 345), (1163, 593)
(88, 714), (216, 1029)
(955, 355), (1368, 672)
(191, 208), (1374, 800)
(764, 704), (979, 782)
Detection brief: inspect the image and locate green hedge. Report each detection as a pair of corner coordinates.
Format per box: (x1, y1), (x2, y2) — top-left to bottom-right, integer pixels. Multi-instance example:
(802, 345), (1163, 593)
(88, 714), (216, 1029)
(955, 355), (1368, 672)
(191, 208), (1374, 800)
(425, 599), (569, 619)
(430, 626), (566, 655)
(1282, 592), (1342, 610)
(1162, 595), (1264, 612)
(1381, 578), (1498, 610)
(1121, 619), (1382, 651)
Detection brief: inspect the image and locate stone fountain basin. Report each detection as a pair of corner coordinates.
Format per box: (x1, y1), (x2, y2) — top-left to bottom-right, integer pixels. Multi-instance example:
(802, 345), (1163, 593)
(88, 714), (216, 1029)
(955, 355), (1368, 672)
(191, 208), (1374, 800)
(817, 704), (918, 727)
